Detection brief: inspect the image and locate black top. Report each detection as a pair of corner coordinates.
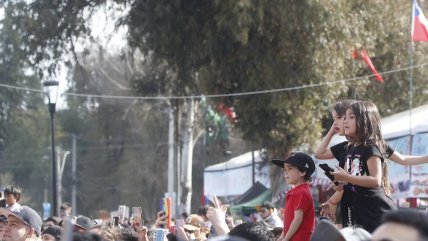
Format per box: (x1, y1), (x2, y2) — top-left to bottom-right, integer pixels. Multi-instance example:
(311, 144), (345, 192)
(330, 141), (397, 233)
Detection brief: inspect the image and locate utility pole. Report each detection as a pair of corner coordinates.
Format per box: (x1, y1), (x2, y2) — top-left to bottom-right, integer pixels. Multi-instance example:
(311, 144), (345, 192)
(167, 102), (175, 216)
(72, 135), (77, 216)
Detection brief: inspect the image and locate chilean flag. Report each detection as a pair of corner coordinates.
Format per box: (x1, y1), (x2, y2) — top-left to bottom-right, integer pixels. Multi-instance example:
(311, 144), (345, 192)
(412, 0), (428, 42)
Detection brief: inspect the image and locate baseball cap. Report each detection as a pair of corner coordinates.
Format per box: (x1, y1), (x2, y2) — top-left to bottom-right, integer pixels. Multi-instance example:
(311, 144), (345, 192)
(260, 201), (275, 210)
(0, 206), (43, 236)
(310, 219), (372, 241)
(272, 152), (315, 176)
(184, 214), (204, 231)
(71, 215), (94, 231)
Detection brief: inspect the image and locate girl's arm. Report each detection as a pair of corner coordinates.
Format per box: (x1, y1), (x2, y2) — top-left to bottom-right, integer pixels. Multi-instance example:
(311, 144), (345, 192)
(315, 124), (337, 160)
(283, 209), (304, 241)
(389, 151), (427, 166)
(332, 156), (382, 188)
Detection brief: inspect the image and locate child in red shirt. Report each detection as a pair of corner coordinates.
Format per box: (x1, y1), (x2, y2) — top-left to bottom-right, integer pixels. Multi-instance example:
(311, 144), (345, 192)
(272, 152), (315, 241)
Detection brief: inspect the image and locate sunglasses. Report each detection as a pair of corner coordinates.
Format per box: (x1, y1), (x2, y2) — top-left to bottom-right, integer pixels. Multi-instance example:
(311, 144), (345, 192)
(0, 215), (7, 223)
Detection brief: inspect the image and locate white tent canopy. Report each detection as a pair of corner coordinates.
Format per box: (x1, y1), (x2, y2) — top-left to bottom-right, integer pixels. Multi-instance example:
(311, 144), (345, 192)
(382, 103), (428, 139)
(204, 150), (270, 197)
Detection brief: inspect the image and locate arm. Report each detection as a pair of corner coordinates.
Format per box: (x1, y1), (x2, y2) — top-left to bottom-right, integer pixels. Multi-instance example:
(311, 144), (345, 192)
(332, 156), (382, 188)
(283, 209), (304, 241)
(315, 124), (337, 160)
(389, 151), (427, 166)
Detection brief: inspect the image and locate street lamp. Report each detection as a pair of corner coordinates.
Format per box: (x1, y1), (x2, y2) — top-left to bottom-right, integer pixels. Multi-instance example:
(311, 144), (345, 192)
(43, 80), (59, 216)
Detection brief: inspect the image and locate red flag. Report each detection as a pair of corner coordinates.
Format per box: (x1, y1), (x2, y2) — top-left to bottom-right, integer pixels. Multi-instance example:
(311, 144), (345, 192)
(359, 49), (384, 84)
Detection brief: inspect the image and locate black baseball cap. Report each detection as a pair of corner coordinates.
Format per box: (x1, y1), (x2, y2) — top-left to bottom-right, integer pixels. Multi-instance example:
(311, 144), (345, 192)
(272, 152), (315, 176)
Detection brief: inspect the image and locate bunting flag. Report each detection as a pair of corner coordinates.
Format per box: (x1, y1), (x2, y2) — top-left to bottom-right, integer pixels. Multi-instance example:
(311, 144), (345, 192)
(412, 0), (428, 42)
(353, 48), (384, 83)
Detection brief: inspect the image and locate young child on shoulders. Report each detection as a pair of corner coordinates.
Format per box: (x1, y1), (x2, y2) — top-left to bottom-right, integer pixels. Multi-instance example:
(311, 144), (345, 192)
(272, 152), (316, 241)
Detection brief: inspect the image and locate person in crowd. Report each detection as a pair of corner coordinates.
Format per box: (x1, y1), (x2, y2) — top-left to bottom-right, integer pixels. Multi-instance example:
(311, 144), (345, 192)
(3, 187), (22, 212)
(257, 201), (283, 228)
(1, 206), (42, 241)
(371, 209), (428, 241)
(41, 225), (62, 241)
(272, 152), (316, 241)
(0, 211), (7, 241)
(72, 232), (106, 241)
(228, 222), (274, 241)
(71, 216), (94, 233)
(310, 219), (371, 241)
(316, 100), (428, 222)
(316, 101), (396, 232)
(60, 203), (72, 220)
(42, 216), (62, 232)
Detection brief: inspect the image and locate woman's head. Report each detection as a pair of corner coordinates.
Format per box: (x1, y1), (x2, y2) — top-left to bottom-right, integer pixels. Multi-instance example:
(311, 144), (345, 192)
(332, 100), (355, 136)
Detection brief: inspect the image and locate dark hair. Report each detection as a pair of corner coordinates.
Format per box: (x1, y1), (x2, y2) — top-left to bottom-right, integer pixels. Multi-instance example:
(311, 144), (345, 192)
(229, 222), (275, 241)
(347, 101), (391, 194)
(293, 165), (312, 182)
(73, 232), (107, 241)
(118, 228), (139, 241)
(382, 209), (428, 241)
(197, 205), (209, 217)
(60, 202), (72, 210)
(333, 99), (355, 116)
(4, 186), (22, 201)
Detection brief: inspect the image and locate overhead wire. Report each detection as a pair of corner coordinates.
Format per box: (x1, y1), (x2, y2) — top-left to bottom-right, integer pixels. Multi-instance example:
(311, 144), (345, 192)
(0, 63), (426, 100)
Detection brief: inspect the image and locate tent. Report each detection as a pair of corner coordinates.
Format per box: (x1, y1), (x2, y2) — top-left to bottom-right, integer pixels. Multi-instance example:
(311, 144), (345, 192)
(230, 189), (272, 216)
(232, 181), (268, 205)
(204, 150), (270, 197)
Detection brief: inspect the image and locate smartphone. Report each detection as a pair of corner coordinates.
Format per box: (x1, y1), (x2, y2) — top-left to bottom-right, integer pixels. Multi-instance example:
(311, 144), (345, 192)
(113, 216), (119, 227)
(153, 228), (167, 241)
(132, 207), (142, 219)
(160, 197), (172, 229)
(318, 163), (339, 185)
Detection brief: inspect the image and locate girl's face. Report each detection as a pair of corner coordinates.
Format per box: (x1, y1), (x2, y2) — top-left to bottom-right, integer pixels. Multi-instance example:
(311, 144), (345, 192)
(332, 111), (345, 136)
(344, 108), (357, 137)
(283, 163), (305, 186)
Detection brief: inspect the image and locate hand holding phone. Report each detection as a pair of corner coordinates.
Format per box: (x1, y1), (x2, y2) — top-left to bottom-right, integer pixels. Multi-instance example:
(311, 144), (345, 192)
(318, 164), (339, 185)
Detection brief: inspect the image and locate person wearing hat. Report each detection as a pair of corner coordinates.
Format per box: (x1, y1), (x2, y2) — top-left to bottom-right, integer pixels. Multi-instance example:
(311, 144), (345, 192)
(311, 219), (371, 241)
(41, 225), (62, 241)
(1, 206), (43, 241)
(257, 201), (283, 228)
(272, 152), (316, 241)
(183, 214), (206, 241)
(71, 216), (94, 233)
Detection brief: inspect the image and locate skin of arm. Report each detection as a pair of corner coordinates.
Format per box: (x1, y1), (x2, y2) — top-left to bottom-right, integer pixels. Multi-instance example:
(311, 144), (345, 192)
(315, 125), (336, 160)
(389, 151), (427, 166)
(283, 209), (304, 241)
(332, 156), (382, 188)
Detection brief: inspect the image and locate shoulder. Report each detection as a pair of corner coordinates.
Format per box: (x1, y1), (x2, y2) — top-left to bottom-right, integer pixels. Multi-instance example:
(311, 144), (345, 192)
(362, 144), (383, 161)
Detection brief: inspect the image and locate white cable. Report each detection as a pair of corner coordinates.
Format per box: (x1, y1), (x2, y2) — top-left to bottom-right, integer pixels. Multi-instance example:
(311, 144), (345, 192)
(0, 63), (426, 100)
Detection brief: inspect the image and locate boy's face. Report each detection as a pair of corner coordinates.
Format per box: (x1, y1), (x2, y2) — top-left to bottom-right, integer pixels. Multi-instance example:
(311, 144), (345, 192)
(283, 163), (305, 185)
(5, 194), (17, 206)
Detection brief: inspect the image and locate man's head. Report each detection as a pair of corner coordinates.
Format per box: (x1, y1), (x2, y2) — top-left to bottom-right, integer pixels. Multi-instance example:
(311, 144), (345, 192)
(2, 206), (42, 241)
(372, 209), (428, 241)
(229, 222), (274, 241)
(258, 201), (275, 219)
(3, 187), (21, 207)
(60, 203), (72, 219)
(71, 216), (93, 233)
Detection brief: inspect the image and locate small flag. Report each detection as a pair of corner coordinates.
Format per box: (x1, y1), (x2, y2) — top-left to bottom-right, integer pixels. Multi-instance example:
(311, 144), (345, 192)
(412, 0), (428, 42)
(353, 48), (384, 83)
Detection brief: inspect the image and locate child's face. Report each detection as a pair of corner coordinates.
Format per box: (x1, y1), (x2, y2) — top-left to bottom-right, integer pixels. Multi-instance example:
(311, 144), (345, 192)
(332, 110), (345, 136)
(283, 163), (305, 185)
(344, 109), (357, 137)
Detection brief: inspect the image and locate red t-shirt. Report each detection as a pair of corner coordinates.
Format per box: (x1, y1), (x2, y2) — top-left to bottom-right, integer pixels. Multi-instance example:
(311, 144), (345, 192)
(283, 183), (315, 241)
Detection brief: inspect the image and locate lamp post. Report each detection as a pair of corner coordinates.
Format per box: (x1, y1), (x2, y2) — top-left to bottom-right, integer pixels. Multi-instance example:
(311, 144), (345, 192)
(43, 80), (59, 216)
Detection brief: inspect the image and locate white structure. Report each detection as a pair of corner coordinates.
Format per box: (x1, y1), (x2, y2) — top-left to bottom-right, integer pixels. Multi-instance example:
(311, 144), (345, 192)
(204, 150), (270, 197)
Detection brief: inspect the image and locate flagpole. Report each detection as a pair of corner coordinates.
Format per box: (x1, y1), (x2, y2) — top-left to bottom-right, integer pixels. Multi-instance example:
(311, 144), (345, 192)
(408, 0), (416, 208)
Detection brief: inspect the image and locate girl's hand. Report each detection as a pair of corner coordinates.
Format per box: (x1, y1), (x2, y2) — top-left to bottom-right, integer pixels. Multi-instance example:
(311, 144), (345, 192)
(319, 202), (337, 222)
(331, 166), (349, 182)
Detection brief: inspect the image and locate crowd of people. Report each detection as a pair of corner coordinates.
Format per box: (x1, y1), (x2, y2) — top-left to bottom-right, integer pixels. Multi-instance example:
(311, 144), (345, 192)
(1, 100), (428, 241)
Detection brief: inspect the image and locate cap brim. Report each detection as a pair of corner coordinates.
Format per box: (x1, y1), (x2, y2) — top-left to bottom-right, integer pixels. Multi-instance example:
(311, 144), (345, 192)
(271, 159), (285, 168)
(0, 208), (33, 230)
(310, 220), (343, 241)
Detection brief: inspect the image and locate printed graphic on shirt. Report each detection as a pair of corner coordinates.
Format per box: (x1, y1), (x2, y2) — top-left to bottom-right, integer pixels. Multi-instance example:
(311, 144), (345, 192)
(345, 154), (365, 176)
